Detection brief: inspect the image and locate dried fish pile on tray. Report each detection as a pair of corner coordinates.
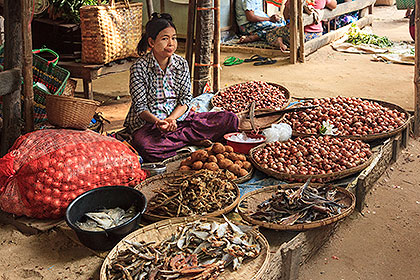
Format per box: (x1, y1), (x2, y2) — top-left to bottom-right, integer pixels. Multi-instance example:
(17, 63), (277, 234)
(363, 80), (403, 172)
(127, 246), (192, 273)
(212, 81), (288, 113)
(148, 170), (237, 217)
(282, 97), (407, 136)
(250, 180), (349, 225)
(105, 217), (261, 280)
(75, 206), (136, 231)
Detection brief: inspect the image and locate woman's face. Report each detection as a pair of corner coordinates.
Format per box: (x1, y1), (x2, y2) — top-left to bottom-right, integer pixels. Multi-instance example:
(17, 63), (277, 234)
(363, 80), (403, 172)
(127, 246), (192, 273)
(149, 26), (177, 59)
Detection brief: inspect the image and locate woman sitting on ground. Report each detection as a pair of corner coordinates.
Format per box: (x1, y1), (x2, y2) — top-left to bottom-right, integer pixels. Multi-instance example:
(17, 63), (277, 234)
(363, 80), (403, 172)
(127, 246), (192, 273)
(124, 13), (239, 162)
(266, 0), (337, 51)
(235, 0), (286, 43)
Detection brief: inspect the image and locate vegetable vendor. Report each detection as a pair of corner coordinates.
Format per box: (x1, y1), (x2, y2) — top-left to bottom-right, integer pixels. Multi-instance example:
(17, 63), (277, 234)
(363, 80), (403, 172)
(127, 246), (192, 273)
(124, 13), (238, 163)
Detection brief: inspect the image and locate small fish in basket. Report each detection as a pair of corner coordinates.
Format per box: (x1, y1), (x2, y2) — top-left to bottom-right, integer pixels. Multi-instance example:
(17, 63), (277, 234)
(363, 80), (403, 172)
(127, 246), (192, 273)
(75, 205), (136, 231)
(105, 216), (261, 280)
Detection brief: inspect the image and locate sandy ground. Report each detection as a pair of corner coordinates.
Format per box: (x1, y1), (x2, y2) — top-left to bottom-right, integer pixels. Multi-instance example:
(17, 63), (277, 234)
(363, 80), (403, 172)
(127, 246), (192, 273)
(0, 5), (418, 280)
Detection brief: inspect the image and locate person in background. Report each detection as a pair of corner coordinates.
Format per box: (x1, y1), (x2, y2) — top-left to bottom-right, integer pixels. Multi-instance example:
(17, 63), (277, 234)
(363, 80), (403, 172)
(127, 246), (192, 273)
(266, 0), (337, 50)
(235, 0), (286, 43)
(124, 13), (238, 162)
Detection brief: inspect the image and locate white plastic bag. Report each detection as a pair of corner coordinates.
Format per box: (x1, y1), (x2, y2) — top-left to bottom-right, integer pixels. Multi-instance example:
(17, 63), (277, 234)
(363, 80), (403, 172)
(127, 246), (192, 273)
(263, 123), (292, 142)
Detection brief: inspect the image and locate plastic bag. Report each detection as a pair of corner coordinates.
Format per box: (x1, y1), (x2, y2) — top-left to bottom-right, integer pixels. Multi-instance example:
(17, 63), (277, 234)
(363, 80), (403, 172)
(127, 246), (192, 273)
(263, 123), (292, 142)
(0, 129), (147, 219)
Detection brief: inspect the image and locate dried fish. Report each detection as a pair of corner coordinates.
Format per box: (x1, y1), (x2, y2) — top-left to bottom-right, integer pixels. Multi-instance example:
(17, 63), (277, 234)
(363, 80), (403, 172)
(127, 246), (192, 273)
(250, 182), (348, 225)
(148, 170), (237, 218)
(106, 218), (261, 279)
(75, 205), (136, 231)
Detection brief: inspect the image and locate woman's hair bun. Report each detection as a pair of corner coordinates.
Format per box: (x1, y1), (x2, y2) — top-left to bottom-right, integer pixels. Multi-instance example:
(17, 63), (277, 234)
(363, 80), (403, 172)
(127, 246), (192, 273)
(150, 12), (173, 22)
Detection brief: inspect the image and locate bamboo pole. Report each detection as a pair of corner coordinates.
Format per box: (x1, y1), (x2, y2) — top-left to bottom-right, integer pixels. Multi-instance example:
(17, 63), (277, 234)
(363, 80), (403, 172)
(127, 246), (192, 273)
(289, 0), (298, 64)
(1, 0), (23, 156)
(213, 0), (220, 93)
(22, 0), (33, 132)
(186, 0), (197, 73)
(145, 0), (154, 18)
(414, 0), (420, 137)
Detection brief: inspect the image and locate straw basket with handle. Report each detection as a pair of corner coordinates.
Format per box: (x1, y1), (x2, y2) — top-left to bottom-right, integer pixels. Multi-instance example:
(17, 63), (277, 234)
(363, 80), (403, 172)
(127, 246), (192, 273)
(80, 0), (142, 64)
(46, 95), (100, 130)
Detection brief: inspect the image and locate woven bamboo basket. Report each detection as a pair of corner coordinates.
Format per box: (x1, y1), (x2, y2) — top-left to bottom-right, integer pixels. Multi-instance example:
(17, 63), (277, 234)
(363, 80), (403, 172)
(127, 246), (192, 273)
(100, 216), (270, 280)
(237, 184), (355, 231)
(46, 95), (100, 130)
(135, 171), (241, 221)
(80, 0), (142, 64)
(211, 81), (291, 114)
(249, 143), (374, 183)
(289, 98), (410, 142)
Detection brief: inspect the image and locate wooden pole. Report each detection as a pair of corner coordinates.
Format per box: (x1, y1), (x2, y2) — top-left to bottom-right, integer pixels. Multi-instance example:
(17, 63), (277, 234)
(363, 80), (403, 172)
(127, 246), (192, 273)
(193, 0), (213, 97)
(289, 0), (298, 64)
(22, 0), (33, 132)
(186, 0), (197, 73)
(414, 0), (420, 137)
(297, 0), (305, 63)
(1, 0), (23, 156)
(213, 0), (220, 93)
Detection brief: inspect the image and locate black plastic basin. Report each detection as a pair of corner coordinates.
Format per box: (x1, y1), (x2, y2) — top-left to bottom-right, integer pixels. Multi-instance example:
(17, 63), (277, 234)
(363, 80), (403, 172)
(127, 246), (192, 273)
(65, 185), (147, 251)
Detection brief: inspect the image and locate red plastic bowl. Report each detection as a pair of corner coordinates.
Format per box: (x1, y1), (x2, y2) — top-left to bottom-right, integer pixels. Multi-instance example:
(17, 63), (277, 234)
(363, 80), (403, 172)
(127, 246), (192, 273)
(224, 132), (266, 154)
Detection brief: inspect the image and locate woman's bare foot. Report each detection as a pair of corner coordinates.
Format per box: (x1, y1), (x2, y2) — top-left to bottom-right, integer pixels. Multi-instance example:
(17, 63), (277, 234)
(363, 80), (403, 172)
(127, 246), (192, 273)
(273, 38), (290, 54)
(238, 34), (260, 43)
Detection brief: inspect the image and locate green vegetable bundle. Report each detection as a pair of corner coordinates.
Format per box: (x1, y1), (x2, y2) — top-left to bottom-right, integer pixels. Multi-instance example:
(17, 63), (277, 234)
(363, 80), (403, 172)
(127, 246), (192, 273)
(346, 24), (393, 48)
(49, 0), (109, 23)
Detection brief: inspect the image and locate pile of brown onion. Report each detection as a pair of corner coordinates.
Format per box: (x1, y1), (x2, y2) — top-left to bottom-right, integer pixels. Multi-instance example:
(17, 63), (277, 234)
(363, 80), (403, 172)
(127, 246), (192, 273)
(212, 81), (288, 113)
(252, 136), (372, 176)
(282, 97), (407, 136)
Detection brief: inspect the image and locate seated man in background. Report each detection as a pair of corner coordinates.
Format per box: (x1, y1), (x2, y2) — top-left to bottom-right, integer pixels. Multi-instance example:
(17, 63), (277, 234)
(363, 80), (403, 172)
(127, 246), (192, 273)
(235, 0), (286, 43)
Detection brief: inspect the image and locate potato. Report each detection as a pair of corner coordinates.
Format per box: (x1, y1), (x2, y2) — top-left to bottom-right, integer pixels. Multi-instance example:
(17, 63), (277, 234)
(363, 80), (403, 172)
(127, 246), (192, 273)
(211, 143), (225, 154)
(239, 168), (248, 177)
(228, 164), (241, 175)
(192, 161), (204, 170)
(235, 160), (243, 168)
(219, 159), (233, 169)
(242, 161), (252, 171)
(208, 155), (218, 163)
(203, 162), (219, 171)
(179, 165), (191, 171)
(238, 154), (247, 161)
(180, 156), (193, 167)
(191, 150), (208, 162)
(215, 154), (225, 161)
(223, 152), (230, 158)
(224, 145), (234, 153)
(228, 152), (239, 161)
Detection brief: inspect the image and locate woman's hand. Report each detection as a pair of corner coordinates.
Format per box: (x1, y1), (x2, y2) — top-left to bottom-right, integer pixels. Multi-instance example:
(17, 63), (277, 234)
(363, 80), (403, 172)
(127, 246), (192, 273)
(156, 118), (177, 133)
(165, 118), (177, 132)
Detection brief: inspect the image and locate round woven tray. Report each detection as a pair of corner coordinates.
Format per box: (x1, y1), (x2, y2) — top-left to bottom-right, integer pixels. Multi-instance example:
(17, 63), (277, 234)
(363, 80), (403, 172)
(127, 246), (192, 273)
(100, 216), (270, 280)
(249, 143), (374, 183)
(237, 184), (355, 231)
(289, 98), (410, 142)
(211, 82), (292, 114)
(135, 171), (241, 221)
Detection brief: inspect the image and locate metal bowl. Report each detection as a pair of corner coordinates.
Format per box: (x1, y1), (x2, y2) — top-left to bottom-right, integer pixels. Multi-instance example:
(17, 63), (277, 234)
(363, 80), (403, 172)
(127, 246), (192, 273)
(141, 163), (167, 177)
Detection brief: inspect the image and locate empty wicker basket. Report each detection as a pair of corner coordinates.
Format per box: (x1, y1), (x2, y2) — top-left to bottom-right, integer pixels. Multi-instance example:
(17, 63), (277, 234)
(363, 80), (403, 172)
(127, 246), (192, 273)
(46, 95), (100, 130)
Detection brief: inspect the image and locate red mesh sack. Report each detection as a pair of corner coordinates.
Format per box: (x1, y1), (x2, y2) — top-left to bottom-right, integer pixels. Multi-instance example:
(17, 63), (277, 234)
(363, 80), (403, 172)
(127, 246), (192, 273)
(0, 129), (147, 219)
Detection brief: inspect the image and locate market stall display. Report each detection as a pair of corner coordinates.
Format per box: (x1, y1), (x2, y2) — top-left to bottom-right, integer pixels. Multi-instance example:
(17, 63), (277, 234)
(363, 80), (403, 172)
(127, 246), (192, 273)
(250, 136), (373, 182)
(238, 182), (355, 231)
(136, 170), (240, 221)
(100, 216), (270, 280)
(212, 81), (291, 113)
(282, 97), (409, 141)
(178, 143), (254, 182)
(0, 129), (147, 219)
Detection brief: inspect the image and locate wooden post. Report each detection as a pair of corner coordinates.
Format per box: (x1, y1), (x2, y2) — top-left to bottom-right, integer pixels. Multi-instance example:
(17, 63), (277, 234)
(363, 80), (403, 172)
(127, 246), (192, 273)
(289, 0), (298, 64)
(297, 0), (305, 63)
(193, 0), (213, 97)
(22, 0), (33, 132)
(213, 0), (220, 93)
(1, 0), (23, 156)
(145, 0), (154, 18)
(414, 0), (420, 137)
(186, 0), (197, 73)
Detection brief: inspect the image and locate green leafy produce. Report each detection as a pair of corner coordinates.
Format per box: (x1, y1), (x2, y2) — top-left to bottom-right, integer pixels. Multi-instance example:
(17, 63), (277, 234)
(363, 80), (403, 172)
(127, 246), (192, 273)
(346, 24), (393, 48)
(49, 0), (109, 23)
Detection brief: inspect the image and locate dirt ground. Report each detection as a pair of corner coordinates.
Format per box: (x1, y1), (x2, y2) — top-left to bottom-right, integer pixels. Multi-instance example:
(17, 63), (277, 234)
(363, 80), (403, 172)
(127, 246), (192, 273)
(0, 5), (418, 280)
